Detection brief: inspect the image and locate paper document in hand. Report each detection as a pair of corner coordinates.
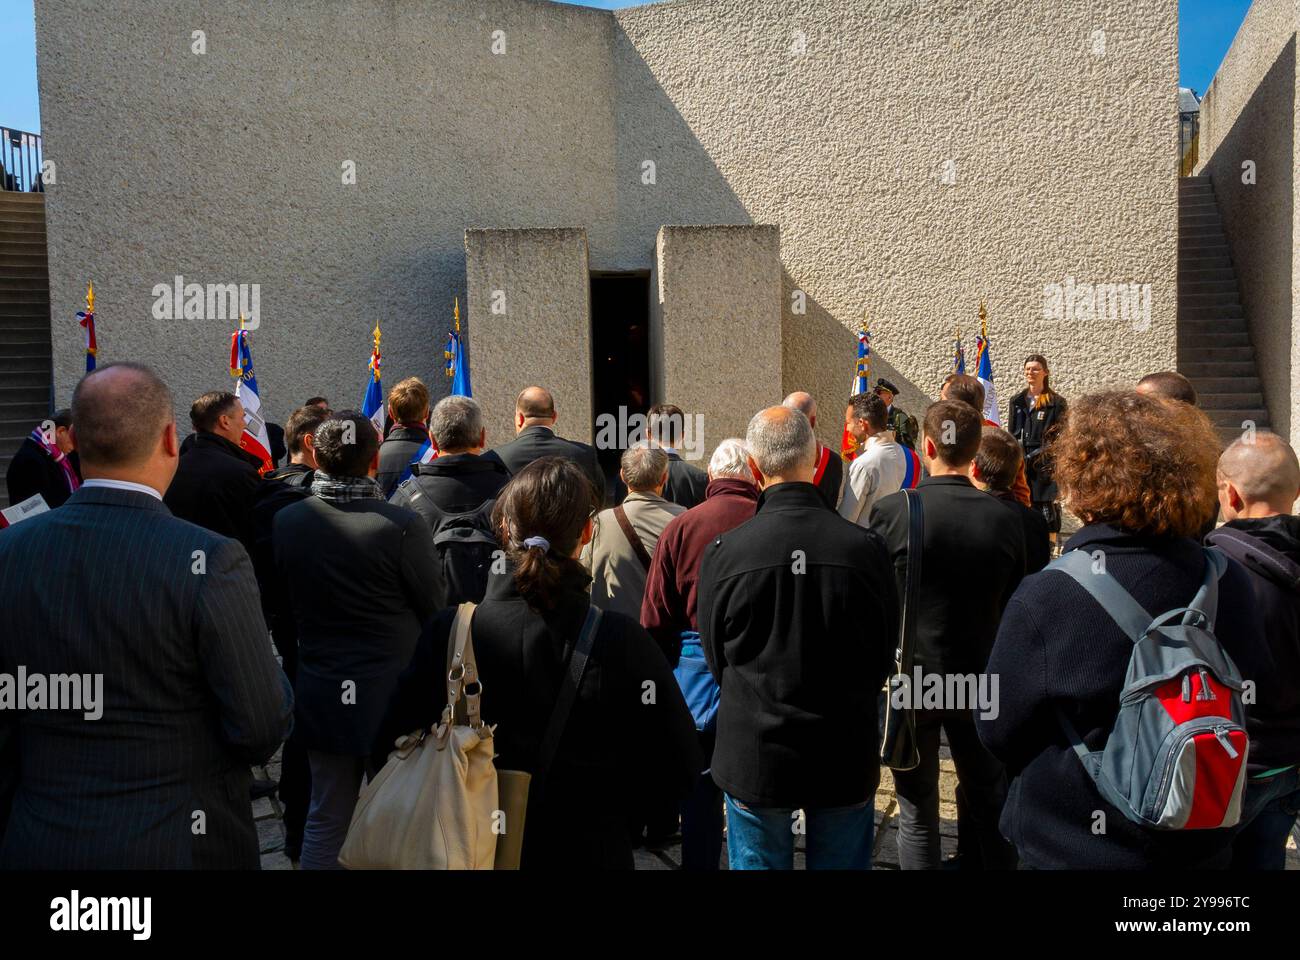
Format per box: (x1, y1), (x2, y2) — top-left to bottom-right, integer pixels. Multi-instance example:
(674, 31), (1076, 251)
(0, 494), (51, 529)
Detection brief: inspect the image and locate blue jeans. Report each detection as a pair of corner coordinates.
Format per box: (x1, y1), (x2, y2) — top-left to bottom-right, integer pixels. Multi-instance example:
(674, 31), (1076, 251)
(301, 752), (366, 870)
(1231, 767), (1300, 871)
(724, 794), (874, 870)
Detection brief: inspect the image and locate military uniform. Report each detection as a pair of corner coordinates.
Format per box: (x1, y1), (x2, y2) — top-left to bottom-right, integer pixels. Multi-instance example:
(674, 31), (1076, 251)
(886, 405), (919, 450)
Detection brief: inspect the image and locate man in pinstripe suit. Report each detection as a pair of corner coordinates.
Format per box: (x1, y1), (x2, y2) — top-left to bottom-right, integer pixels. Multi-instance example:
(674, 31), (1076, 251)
(0, 362), (294, 869)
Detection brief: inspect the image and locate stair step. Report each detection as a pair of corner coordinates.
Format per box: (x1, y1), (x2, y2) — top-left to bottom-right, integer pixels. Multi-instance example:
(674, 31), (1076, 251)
(1, 369), (51, 389)
(0, 241), (46, 257)
(0, 254), (47, 268)
(1180, 361), (1259, 377)
(1177, 253), (1231, 269)
(1179, 331), (1252, 347)
(0, 341), (52, 358)
(0, 327), (52, 346)
(0, 267), (48, 280)
(1179, 213), (1223, 226)
(1179, 291), (1242, 306)
(0, 226), (46, 241)
(1178, 305), (1246, 321)
(1187, 376), (1262, 393)
(1177, 346), (1255, 361)
(1177, 266), (1236, 282)
(0, 211), (46, 225)
(1199, 392), (1264, 409)
(0, 401), (51, 421)
(0, 354), (51, 371)
(1180, 234), (1234, 249)
(1204, 409), (1270, 425)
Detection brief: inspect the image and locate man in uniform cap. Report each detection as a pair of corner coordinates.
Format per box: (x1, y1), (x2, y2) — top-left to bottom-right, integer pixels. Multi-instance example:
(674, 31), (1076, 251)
(874, 378), (919, 451)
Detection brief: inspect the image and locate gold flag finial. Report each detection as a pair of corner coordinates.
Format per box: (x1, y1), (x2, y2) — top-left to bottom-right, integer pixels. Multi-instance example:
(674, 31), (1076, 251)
(238, 311), (247, 331)
(86, 281), (95, 313)
(454, 297), (461, 333)
(372, 322), (382, 349)
(978, 301), (988, 337)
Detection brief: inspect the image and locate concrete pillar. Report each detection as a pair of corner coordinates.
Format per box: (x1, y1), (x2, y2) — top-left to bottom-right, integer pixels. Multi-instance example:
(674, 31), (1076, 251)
(465, 228), (594, 447)
(653, 225), (782, 459)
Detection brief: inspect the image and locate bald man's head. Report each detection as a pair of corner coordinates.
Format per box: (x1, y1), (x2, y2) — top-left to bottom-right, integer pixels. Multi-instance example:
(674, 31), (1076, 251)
(71, 362), (174, 468)
(782, 391), (817, 428)
(516, 386), (556, 424)
(1218, 432), (1300, 518)
(746, 405), (816, 482)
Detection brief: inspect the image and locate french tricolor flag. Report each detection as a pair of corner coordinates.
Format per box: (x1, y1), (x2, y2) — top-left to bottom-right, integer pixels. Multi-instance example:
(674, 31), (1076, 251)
(230, 328), (273, 474)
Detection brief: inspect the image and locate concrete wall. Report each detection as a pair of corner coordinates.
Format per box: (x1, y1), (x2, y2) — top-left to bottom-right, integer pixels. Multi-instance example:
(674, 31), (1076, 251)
(36, 0), (617, 427)
(1197, 0), (1298, 446)
(36, 0), (1179, 454)
(654, 225), (782, 451)
(465, 228), (594, 445)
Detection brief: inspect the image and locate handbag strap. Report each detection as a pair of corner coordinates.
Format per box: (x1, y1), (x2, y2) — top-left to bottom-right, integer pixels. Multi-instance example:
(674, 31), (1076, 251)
(613, 504), (653, 570)
(897, 489), (924, 671)
(531, 604), (603, 802)
(444, 601), (482, 727)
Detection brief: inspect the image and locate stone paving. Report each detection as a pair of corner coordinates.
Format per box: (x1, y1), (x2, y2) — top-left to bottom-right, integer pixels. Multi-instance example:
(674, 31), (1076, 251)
(253, 743), (1297, 870)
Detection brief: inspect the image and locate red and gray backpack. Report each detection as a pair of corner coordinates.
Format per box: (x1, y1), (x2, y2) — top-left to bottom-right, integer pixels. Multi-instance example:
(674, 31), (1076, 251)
(1050, 548), (1248, 831)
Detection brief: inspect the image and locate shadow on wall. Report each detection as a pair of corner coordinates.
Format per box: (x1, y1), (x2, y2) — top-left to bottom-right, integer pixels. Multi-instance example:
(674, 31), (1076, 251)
(1201, 35), (1295, 442)
(608, 25), (753, 268)
(780, 269), (934, 453)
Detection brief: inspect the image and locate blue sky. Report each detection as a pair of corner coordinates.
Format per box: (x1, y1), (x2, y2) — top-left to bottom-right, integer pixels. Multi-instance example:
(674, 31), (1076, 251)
(0, 0), (1257, 134)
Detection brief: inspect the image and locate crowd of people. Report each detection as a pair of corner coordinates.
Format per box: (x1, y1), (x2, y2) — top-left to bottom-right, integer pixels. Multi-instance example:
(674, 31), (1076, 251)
(1, 355), (1297, 872)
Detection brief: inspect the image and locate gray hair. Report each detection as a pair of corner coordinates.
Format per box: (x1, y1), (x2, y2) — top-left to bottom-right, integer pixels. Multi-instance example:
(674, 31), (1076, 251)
(429, 394), (483, 451)
(708, 438), (752, 482)
(620, 444), (669, 491)
(745, 406), (816, 478)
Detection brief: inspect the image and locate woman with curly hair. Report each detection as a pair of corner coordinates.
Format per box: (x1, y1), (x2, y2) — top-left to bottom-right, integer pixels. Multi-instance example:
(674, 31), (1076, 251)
(976, 390), (1266, 869)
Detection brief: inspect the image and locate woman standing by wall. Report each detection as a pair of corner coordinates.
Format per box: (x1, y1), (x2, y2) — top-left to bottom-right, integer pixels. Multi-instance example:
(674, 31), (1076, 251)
(1009, 355), (1068, 548)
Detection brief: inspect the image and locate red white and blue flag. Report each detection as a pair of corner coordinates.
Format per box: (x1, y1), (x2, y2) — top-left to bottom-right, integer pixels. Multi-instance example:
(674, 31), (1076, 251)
(77, 282), (97, 373)
(361, 323), (387, 438)
(975, 305), (1002, 427)
(230, 325), (274, 474)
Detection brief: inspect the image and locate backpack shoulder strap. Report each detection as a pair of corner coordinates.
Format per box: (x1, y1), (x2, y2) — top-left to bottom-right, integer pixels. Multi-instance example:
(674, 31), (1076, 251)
(1048, 549), (1153, 642)
(897, 489), (924, 669)
(444, 602), (480, 727)
(1184, 547), (1228, 628)
(613, 504), (653, 570)
(531, 605), (603, 802)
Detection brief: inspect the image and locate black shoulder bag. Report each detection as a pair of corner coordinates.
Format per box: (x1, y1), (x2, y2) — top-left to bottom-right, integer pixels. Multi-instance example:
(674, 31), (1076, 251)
(880, 489), (923, 771)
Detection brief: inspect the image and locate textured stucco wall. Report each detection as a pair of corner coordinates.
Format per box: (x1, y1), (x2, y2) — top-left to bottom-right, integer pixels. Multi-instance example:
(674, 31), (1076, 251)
(654, 225), (782, 451)
(1197, 0), (1298, 446)
(465, 228), (594, 446)
(614, 0), (1180, 429)
(35, 0), (617, 428)
(36, 0), (1178, 449)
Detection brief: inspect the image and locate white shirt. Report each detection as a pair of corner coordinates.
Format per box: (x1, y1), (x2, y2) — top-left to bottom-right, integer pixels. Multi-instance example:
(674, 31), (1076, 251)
(838, 433), (908, 526)
(82, 478), (164, 502)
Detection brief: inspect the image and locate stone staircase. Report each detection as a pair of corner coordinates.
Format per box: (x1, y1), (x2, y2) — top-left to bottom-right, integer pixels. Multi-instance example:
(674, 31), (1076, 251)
(1177, 176), (1269, 445)
(0, 190), (53, 510)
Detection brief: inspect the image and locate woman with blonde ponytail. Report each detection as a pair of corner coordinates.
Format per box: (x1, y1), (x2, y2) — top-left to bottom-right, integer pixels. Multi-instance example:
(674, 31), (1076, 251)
(374, 456), (701, 869)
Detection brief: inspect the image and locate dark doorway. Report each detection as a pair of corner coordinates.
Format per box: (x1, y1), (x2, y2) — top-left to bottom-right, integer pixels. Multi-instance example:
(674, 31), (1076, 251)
(590, 272), (651, 497)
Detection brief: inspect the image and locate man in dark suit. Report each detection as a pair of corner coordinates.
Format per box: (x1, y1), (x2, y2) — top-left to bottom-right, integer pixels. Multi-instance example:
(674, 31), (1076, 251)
(273, 410), (445, 869)
(648, 402), (709, 508)
(869, 400), (1026, 870)
(375, 377), (432, 497)
(164, 390), (263, 550)
(698, 406), (897, 869)
(493, 386), (605, 502)
(5, 408), (81, 509)
(0, 362), (293, 869)
(783, 391), (843, 509)
(973, 426), (1050, 574)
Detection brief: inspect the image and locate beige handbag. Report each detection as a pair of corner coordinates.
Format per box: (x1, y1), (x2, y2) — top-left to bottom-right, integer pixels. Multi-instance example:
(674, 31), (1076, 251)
(339, 602), (520, 870)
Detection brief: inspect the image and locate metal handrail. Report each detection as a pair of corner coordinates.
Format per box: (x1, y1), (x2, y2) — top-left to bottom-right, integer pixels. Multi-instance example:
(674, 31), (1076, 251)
(0, 126), (44, 192)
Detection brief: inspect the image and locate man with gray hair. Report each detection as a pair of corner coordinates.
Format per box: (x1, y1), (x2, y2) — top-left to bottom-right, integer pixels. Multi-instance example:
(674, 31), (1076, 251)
(1207, 431), (1300, 869)
(641, 436), (760, 869)
(697, 407), (897, 870)
(782, 390), (843, 508)
(0, 362), (293, 869)
(583, 444), (686, 621)
(390, 394), (510, 520)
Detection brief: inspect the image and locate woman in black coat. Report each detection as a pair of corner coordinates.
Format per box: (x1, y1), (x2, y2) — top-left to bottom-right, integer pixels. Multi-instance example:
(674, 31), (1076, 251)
(977, 392), (1266, 869)
(1008, 354), (1068, 542)
(374, 457), (702, 869)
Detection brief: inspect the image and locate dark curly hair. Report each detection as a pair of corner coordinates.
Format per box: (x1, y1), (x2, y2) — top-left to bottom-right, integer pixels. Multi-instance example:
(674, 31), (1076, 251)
(492, 457), (599, 612)
(1052, 390), (1219, 537)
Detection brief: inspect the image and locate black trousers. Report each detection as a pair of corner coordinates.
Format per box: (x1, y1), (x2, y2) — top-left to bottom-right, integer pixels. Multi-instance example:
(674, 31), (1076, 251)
(271, 624), (311, 858)
(892, 708), (1016, 870)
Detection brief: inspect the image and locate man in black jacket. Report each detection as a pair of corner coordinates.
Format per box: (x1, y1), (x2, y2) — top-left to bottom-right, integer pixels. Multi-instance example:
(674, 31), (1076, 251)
(647, 402), (709, 509)
(272, 410), (444, 870)
(699, 406), (896, 869)
(783, 391), (843, 508)
(869, 400), (1025, 870)
(5, 409), (81, 510)
(375, 377), (431, 497)
(0, 363), (292, 868)
(390, 394), (509, 516)
(493, 386), (605, 503)
(973, 426), (1050, 574)
(265, 404), (330, 489)
(1208, 432), (1300, 869)
(164, 391), (263, 550)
